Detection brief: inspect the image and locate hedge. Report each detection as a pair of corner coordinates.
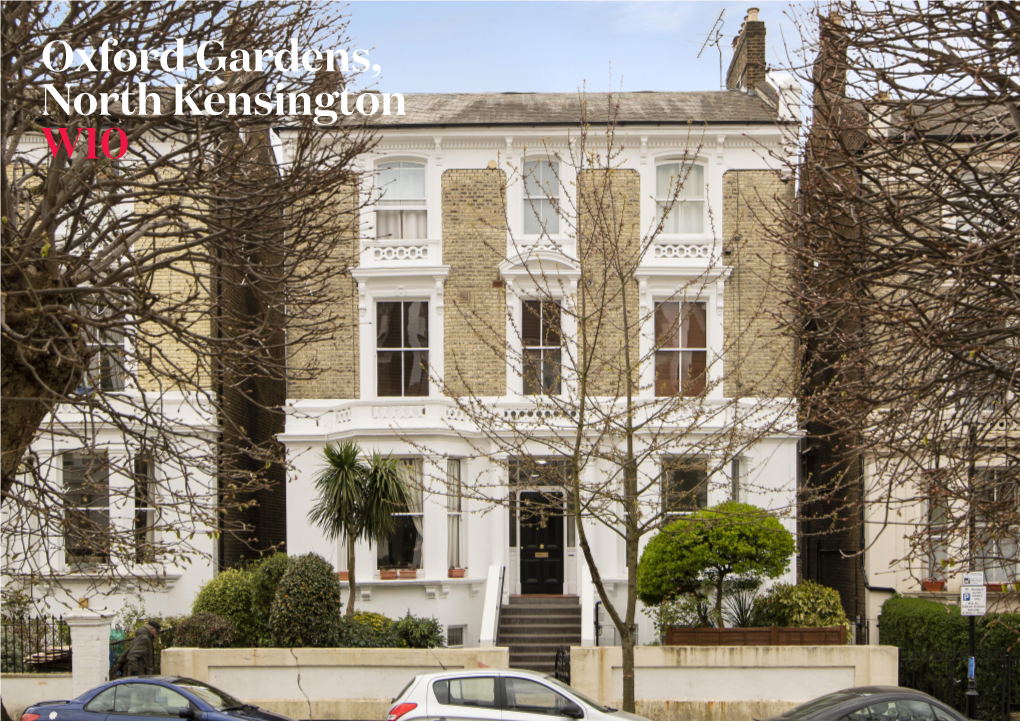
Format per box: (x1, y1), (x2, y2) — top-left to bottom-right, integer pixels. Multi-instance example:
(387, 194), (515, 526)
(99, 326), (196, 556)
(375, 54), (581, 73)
(879, 595), (1019, 657)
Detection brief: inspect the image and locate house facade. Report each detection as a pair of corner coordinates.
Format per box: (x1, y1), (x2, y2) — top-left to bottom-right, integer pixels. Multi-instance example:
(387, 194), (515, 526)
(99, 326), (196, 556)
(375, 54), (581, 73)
(278, 13), (803, 653)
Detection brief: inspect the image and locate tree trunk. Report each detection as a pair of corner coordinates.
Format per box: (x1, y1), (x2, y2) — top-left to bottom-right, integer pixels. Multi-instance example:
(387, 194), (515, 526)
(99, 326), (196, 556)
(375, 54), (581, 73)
(715, 575), (726, 629)
(345, 529), (357, 619)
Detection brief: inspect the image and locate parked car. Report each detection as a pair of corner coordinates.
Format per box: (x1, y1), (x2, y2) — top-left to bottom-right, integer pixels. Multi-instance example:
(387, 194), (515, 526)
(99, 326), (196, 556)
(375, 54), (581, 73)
(758, 687), (968, 721)
(19, 676), (295, 721)
(386, 668), (649, 721)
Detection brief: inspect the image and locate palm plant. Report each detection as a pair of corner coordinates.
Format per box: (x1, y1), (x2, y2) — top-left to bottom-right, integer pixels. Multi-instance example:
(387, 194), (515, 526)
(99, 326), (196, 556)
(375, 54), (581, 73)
(307, 441), (414, 619)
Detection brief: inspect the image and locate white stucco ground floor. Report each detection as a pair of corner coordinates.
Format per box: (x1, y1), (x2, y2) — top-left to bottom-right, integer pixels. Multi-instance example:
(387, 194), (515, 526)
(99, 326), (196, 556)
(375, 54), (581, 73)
(280, 397), (800, 648)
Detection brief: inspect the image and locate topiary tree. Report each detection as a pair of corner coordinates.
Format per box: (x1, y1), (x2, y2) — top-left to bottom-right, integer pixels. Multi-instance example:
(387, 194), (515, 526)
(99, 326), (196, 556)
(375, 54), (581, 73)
(637, 501), (795, 628)
(269, 553), (342, 647)
(251, 553), (290, 647)
(307, 441), (415, 619)
(192, 568), (257, 646)
(174, 612), (236, 649)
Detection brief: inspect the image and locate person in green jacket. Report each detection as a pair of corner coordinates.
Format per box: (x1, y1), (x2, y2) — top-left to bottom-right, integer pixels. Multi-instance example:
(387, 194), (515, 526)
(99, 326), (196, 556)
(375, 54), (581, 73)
(111, 621), (160, 677)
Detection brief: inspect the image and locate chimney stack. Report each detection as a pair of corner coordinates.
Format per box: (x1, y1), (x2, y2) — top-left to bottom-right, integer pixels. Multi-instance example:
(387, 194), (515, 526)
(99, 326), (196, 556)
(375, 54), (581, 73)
(726, 7), (767, 92)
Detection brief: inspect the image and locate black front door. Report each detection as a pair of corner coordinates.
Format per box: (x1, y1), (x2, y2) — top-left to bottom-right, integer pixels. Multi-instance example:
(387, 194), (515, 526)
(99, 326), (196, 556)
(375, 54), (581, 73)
(518, 491), (564, 595)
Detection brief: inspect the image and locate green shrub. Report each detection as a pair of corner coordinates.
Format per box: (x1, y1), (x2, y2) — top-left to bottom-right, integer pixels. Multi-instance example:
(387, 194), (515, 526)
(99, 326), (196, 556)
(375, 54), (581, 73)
(251, 553), (290, 646)
(174, 612), (236, 649)
(393, 612), (446, 649)
(269, 553), (342, 648)
(1, 628), (24, 673)
(337, 611), (399, 648)
(751, 581), (851, 639)
(881, 596), (1020, 719)
(879, 595), (1019, 656)
(192, 568), (257, 646)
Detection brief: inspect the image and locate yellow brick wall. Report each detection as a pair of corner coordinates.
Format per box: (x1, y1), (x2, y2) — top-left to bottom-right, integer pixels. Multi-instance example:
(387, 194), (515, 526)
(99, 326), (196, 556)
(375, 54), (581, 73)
(722, 169), (797, 398)
(442, 168), (508, 397)
(577, 168), (642, 397)
(286, 184), (361, 400)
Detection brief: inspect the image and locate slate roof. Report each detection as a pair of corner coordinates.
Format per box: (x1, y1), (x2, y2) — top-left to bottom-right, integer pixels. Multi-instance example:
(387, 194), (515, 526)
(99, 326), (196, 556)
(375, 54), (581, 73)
(367, 91), (778, 127)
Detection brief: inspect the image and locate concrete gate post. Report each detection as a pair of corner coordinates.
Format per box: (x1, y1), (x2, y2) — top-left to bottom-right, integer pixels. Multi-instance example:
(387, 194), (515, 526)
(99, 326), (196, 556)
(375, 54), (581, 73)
(64, 609), (113, 697)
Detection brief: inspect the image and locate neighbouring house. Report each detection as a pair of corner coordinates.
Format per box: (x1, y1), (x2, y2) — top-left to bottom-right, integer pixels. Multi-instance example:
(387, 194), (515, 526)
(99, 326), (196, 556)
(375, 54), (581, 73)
(277, 9), (802, 663)
(794, 15), (1019, 643)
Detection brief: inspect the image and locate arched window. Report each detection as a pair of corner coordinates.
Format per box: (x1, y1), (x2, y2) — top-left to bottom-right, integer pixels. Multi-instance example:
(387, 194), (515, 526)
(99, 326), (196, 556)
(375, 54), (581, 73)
(377, 161), (426, 240)
(523, 159), (560, 235)
(656, 162), (705, 234)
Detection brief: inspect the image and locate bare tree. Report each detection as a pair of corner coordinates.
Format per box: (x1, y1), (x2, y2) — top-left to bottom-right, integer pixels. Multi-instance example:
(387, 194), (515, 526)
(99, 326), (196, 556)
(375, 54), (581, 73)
(1, 0), (375, 613)
(411, 92), (798, 712)
(772, 3), (1019, 597)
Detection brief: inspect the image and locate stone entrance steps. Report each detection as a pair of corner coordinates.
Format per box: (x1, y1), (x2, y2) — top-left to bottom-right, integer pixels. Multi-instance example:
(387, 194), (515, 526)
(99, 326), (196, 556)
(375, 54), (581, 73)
(497, 595), (581, 674)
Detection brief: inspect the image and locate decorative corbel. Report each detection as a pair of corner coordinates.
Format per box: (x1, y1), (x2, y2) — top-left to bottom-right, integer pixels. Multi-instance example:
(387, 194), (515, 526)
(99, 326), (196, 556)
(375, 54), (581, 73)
(434, 137), (443, 167)
(638, 278), (649, 317)
(640, 136), (648, 165)
(435, 279), (445, 318)
(716, 274), (727, 317)
(716, 135), (726, 165)
(359, 587), (372, 602)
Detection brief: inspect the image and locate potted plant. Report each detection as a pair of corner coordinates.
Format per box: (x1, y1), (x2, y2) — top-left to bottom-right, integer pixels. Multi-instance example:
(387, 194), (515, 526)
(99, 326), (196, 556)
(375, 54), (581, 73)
(379, 569), (398, 580)
(921, 576), (946, 592)
(399, 568), (417, 579)
(448, 568), (466, 578)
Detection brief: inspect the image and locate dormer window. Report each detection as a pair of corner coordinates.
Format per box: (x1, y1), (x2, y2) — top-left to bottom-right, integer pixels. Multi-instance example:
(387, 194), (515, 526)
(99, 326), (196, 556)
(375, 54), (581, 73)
(377, 161), (426, 240)
(656, 162), (705, 235)
(523, 160), (560, 236)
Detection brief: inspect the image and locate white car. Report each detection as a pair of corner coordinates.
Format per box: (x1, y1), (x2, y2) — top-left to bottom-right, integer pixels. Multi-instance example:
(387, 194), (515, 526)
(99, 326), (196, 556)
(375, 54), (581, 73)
(385, 668), (649, 721)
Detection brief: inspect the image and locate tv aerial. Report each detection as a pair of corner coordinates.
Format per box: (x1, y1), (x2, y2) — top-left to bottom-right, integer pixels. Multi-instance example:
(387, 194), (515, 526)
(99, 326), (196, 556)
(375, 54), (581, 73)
(696, 8), (727, 90)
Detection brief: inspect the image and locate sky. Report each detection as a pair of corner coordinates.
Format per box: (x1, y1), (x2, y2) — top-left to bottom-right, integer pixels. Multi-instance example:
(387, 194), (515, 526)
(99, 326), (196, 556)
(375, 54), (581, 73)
(344, 1), (812, 94)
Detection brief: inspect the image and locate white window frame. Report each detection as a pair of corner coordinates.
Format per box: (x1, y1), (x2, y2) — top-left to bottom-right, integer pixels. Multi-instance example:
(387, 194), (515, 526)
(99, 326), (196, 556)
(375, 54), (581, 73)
(375, 300), (431, 398)
(522, 158), (562, 238)
(375, 160), (428, 241)
(655, 160), (707, 237)
(447, 624), (466, 648)
(653, 300), (708, 398)
(447, 458), (464, 570)
(133, 455), (158, 564)
(660, 455), (710, 522)
(377, 458), (425, 573)
(63, 450), (111, 566)
(521, 299), (563, 396)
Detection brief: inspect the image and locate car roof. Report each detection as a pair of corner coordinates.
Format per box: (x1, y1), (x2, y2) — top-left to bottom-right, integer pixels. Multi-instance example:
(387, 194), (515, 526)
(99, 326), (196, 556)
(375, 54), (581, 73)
(415, 668), (549, 682)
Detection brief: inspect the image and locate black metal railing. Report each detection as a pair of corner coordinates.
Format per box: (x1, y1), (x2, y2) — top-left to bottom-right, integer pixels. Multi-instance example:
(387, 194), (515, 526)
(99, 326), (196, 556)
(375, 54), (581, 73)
(1, 616), (72, 673)
(554, 645), (571, 685)
(899, 651), (1017, 721)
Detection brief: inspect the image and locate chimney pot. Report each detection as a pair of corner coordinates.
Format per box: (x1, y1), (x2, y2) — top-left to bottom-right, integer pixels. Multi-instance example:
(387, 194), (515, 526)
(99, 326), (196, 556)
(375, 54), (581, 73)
(748, 8), (759, 21)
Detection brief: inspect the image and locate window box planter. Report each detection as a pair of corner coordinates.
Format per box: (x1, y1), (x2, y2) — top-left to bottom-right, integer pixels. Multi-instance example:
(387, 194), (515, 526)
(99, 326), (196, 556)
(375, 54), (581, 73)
(337, 571), (349, 581)
(985, 583), (1003, 593)
(399, 569), (418, 579)
(379, 570), (398, 580)
(448, 568), (466, 578)
(921, 579), (945, 592)
(665, 625), (847, 646)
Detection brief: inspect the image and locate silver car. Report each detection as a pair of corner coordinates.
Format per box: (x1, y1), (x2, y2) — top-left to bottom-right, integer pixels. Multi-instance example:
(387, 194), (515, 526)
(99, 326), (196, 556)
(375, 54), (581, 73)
(385, 668), (650, 721)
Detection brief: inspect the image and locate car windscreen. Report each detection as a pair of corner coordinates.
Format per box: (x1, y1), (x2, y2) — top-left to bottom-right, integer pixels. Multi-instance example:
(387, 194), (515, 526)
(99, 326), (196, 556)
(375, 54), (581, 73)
(543, 676), (605, 710)
(172, 679), (245, 711)
(781, 691), (871, 720)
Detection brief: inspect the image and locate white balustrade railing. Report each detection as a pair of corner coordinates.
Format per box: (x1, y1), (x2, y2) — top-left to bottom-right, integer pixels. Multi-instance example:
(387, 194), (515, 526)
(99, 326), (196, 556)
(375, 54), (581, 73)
(360, 238), (441, 266)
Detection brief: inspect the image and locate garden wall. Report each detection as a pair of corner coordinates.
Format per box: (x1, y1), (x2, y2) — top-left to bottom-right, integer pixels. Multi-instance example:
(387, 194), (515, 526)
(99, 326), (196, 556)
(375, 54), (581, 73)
(570, 645), (899, 721)
(162, 647), (510, 720)
(2, 673), (74, 719)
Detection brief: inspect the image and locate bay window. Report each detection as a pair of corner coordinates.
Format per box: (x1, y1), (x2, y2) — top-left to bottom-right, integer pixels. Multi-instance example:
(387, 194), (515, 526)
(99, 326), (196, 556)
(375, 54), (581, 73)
(378, 458), (425, 572)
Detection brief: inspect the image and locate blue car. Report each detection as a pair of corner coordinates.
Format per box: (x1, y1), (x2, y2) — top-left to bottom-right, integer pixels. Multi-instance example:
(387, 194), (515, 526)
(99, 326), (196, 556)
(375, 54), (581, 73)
(19, 677), (296, 721)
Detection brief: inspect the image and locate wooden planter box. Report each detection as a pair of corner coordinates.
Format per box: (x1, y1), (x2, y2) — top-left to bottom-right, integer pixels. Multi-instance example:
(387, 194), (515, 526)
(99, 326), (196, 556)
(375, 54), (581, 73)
(398, 569), (417, 579)
(337, 571), (349, 581)
(448, 568), (466, 578)
(379, 570), (398, 580)
(665, 625), (847, 646)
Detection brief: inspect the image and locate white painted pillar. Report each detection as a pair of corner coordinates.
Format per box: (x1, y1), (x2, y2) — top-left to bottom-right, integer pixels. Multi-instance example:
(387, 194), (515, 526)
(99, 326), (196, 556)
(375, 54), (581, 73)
(64, 609), (113, 696)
